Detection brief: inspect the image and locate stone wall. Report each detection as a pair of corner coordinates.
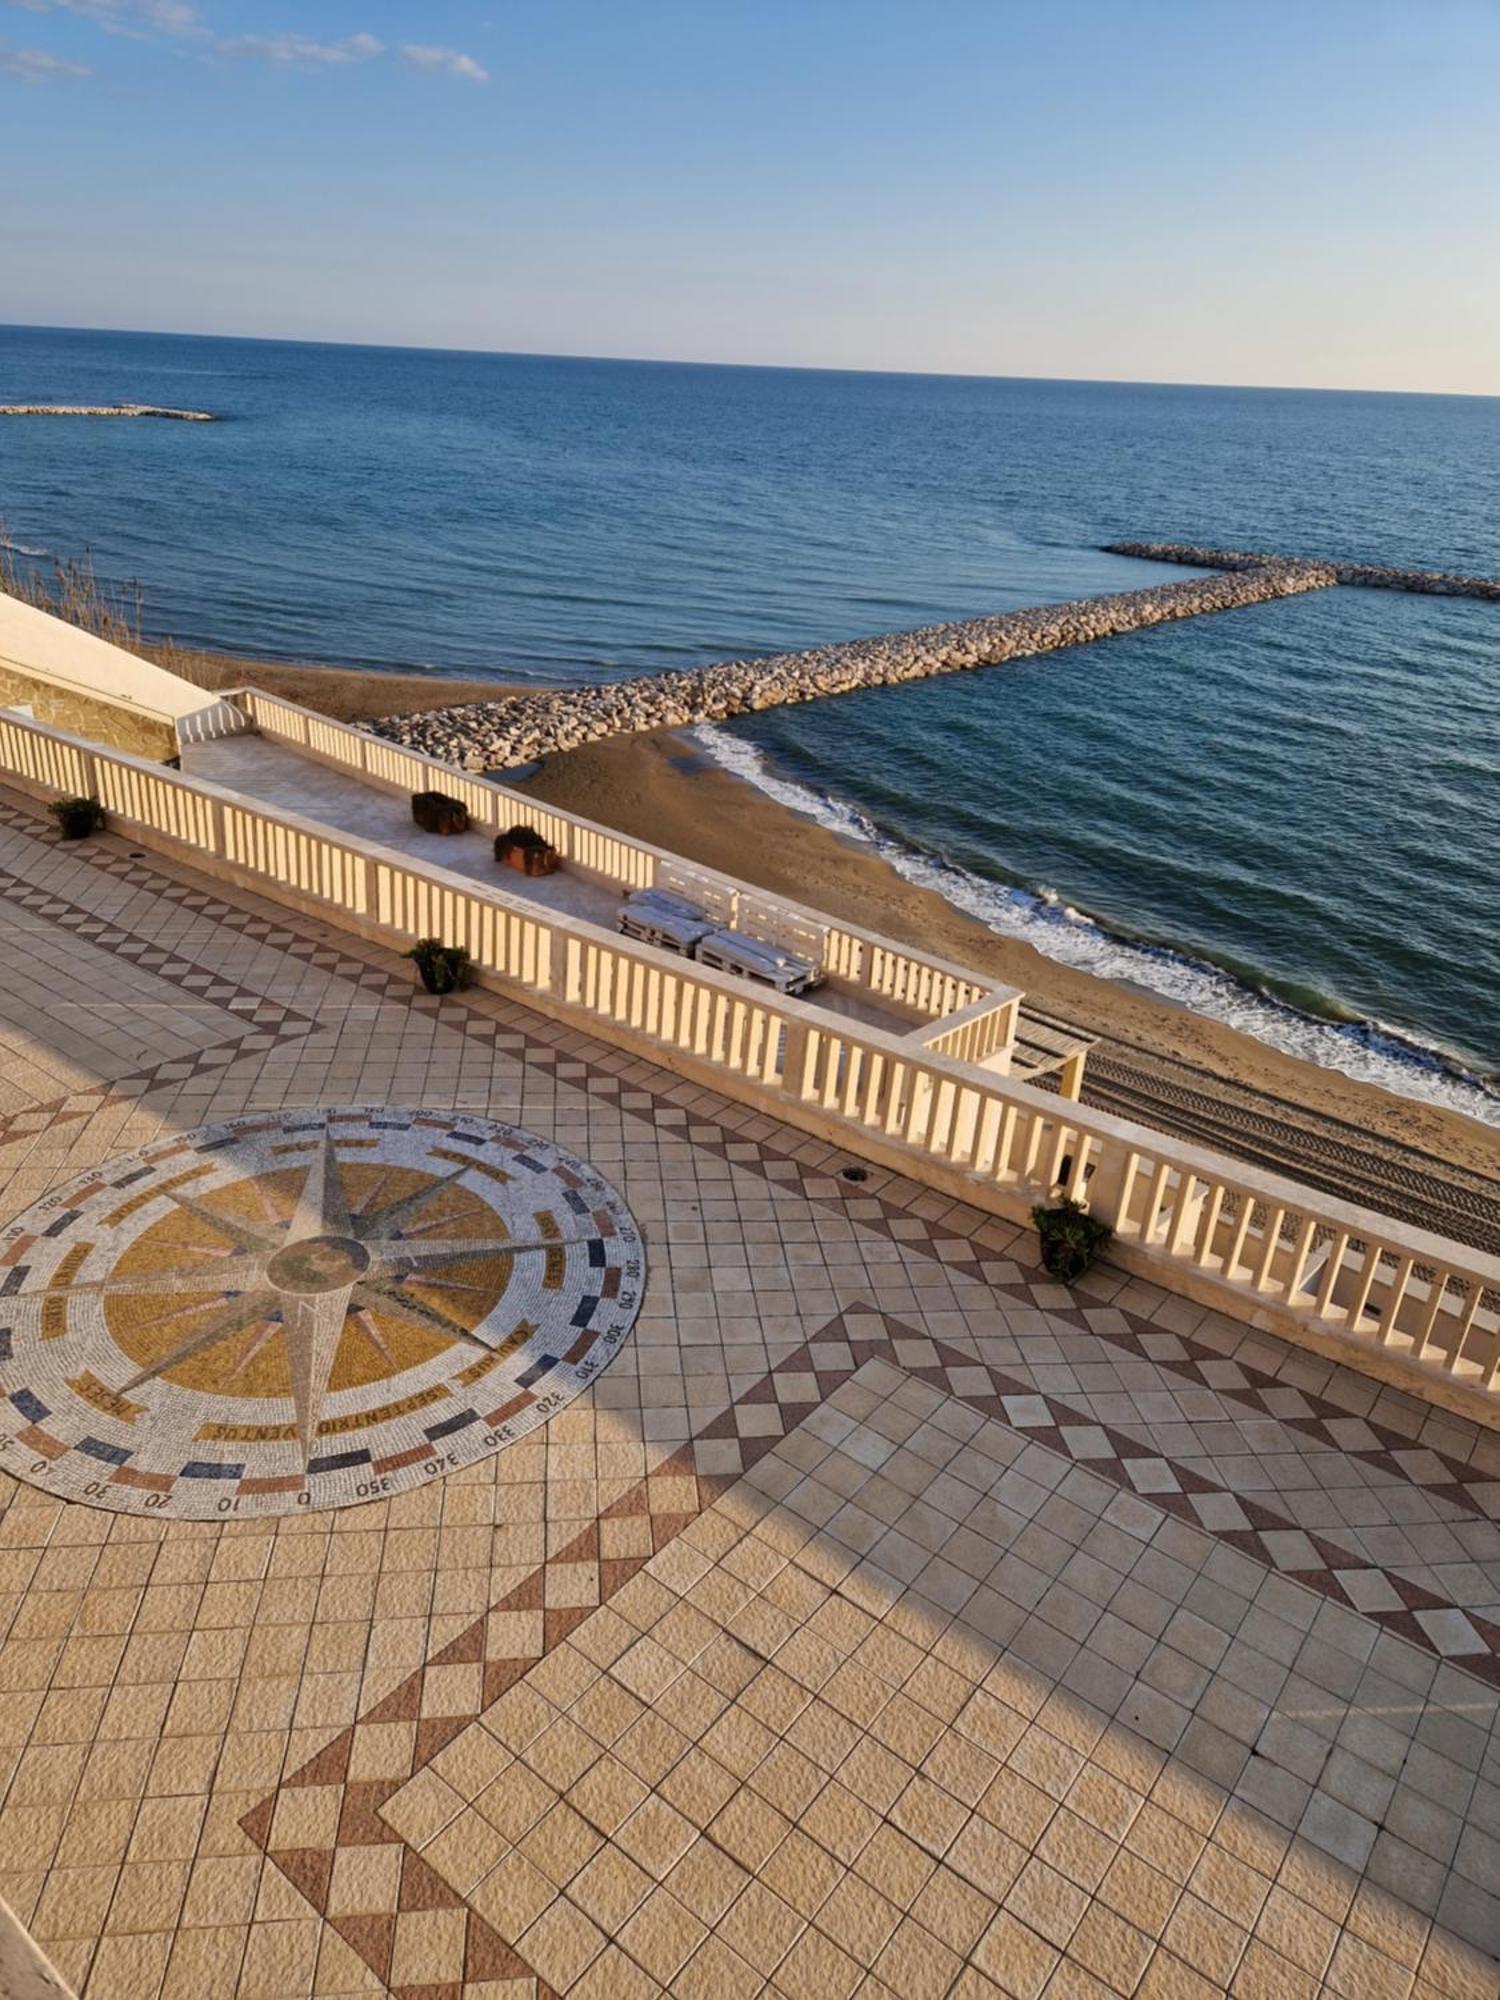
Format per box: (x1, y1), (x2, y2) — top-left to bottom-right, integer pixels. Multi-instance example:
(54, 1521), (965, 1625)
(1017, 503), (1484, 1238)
(0, 665), (177, 763)
(374, 560), (1336, 770)
(1105, 542), (1500, 601)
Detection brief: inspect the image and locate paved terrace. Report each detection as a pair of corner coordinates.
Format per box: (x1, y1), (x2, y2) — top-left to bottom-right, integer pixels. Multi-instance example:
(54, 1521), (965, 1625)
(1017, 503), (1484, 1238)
(0, 781), (1498, 2000)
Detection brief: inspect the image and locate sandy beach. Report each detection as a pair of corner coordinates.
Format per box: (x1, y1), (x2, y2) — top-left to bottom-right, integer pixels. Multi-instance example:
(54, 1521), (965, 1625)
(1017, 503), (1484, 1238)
(149, 644), (1500, 1215)
(148, 643), (510, 726)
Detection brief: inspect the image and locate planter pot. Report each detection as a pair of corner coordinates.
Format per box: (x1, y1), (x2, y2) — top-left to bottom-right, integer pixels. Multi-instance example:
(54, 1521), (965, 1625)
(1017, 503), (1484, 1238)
(50, 798), (104, 841)
(405, 940), (471, 996)
(494, 826), (560, 876)
(506, 844), (560, 878)
(411, 791), (470, 836)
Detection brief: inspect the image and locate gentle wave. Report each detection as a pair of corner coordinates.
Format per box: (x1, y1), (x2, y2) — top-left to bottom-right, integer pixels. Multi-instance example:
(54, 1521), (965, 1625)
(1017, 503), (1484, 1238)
(692, 725), (1500, 1126)
(5, 333), (1496, 1086)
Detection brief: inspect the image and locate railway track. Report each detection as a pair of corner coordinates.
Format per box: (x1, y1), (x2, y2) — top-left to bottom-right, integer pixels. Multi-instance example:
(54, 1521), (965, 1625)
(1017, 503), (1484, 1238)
(1061, 1039), (1500, 1257)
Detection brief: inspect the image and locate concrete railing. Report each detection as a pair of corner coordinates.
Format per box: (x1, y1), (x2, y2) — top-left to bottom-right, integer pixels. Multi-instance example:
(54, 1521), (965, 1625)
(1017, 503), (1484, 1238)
(234, 686), (1000, 1031)
(912, 989), (1020, 1068)
(790, 1010), (1500, 1410)
(4, 705), (1497, 1422)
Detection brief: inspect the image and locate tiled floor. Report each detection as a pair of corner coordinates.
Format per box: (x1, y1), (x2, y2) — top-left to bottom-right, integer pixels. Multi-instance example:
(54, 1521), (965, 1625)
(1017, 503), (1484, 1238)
(0, 782), (1497, 1999)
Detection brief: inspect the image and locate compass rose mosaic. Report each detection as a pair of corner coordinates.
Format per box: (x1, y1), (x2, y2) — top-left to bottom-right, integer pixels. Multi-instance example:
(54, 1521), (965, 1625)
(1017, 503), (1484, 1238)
(0, 1109), (645, 1517)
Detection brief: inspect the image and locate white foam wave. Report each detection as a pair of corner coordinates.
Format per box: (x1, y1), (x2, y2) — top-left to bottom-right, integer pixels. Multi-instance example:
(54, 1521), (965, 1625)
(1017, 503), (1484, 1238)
(0, 540), (50, 559)
(692, 726), (1500, 1127)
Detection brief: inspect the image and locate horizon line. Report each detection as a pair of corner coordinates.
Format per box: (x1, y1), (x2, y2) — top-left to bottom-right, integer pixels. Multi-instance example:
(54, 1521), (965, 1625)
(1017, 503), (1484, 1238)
(3, 318), (1497, 404)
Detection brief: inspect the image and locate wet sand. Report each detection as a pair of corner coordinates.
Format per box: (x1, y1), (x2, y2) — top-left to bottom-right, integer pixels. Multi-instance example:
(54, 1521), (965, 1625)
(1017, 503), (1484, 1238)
(151, 645), (1499, 1191)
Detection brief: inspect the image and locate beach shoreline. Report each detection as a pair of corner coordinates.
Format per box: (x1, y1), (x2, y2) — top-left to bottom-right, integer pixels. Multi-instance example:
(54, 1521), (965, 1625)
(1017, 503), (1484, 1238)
(145, 642), (1500, 1194)
(143, 642), (522, 724)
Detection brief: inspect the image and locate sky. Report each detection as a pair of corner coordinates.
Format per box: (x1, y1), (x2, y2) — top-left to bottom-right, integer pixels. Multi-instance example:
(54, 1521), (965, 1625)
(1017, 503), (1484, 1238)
(2, 0), (1498, 393)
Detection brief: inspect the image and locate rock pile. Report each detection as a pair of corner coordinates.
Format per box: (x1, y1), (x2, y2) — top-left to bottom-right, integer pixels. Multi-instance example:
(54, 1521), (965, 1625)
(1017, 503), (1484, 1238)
(1106, 542), (1500, 602)
(0, 404), (216, 421)
(373, 560), (1336, 770)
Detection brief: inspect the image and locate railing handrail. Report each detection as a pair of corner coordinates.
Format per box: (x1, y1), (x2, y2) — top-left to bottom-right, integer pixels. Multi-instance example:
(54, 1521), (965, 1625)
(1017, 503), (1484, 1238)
(911, 988), (1018, 1044)
(230, 685), (1020, 1019)
(5, 700), (1495, 1293)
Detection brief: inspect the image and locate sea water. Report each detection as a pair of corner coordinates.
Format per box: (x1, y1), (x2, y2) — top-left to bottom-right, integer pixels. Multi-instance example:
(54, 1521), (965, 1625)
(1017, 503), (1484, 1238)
(1, 325), (1495, 1112)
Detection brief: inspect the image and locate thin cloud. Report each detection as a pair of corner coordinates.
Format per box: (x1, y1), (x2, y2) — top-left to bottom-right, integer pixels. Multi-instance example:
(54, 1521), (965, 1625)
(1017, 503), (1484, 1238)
(5, 6), (482, 83)
(6, 0), (198, 34)
(217, 30), (383, 67)
(0, 37), (91, 75)
(400, 42), (487, 82)
(8, 4), (382, 63)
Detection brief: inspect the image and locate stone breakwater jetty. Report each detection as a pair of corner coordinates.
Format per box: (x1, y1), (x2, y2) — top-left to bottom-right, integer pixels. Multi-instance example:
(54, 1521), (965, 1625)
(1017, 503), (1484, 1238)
(374, 560), (1336, 769)
(1105, 541), (1500, 602)
(0, 404), (215, 422)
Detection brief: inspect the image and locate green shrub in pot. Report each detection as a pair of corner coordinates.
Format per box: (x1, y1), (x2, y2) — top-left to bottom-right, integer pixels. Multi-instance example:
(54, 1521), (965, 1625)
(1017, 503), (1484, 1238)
(1031, 1197), (1112, 1284)
(49, 796), (105, 840)
(404, 938), (472, 996)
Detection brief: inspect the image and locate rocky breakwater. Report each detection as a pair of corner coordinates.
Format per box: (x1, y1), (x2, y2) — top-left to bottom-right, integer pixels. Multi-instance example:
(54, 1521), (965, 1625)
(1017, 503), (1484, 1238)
(373, 560), (1336, 770)
(1106, 541), (1500, 603)
(0, 404), (216, 421)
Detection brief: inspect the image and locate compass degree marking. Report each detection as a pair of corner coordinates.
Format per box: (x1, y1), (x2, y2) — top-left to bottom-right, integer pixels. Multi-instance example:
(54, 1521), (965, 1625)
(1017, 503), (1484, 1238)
(0, 1110), (644, 1517)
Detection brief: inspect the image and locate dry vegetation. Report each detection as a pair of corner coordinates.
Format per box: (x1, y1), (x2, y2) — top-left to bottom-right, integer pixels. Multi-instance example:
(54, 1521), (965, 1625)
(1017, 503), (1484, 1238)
(0, 538), (506, 723)
(3, 540), (143, 650)
(0, 537), (210, 681)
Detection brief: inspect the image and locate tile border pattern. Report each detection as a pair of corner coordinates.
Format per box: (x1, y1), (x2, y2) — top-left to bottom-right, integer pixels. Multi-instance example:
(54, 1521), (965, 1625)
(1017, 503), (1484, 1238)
(2, 787), (1499, 1990)
(242, 1306), (1500, 1997)
(3, 792), (1498, 1641)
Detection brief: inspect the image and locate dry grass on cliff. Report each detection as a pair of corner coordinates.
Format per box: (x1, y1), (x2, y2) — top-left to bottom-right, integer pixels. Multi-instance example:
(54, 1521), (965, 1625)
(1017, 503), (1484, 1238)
(0, 536), (210, 686)
(2, 538), (144, 649)
(0, 534), (506, 723)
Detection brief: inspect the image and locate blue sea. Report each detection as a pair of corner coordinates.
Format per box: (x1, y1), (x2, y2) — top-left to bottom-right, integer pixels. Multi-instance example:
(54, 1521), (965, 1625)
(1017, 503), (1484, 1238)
(2, 324), (1496, 1118)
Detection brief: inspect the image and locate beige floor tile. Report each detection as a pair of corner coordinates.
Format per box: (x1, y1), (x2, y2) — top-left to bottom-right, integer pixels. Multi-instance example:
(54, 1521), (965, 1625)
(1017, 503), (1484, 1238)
(0, 797), (1495, 2000)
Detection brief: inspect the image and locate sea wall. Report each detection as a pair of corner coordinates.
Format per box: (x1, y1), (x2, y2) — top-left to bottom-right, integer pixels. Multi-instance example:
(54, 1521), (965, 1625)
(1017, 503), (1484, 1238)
(1105, 541), (1500, 602)
(374, 559), (1336, 769)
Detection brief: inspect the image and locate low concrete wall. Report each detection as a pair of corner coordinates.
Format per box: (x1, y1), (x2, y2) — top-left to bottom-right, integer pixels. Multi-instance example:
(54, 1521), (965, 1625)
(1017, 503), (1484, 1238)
(0, 592), (248, 761)
(1106, 541), (1500, 601)
(373, 560), (1337, 768)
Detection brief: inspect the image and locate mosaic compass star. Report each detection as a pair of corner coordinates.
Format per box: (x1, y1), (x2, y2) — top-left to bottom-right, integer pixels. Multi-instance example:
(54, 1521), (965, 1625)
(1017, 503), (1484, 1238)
(0, 1109), (644, 1517)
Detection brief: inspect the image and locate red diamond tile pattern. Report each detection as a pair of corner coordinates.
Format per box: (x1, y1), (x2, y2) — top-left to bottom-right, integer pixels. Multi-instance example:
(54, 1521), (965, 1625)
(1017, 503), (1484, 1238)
(239, 1306), (1500, 1996)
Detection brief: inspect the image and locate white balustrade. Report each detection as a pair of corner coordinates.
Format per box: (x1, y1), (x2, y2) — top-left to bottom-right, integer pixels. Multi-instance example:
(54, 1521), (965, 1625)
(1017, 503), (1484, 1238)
(915, 990), (1020, 1068)
(233, 687), (1001, 1028)
(5, 702), (1496, 1411)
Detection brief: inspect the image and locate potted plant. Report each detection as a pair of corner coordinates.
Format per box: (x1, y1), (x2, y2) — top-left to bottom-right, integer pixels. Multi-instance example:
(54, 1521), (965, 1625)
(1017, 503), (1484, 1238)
(50, 796), (105, 841)
(404, 938), (472, 995)
(494, 824), (560, 877)
(1031, 1197), (1112, 1283)
(411, 790), (470, 835)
